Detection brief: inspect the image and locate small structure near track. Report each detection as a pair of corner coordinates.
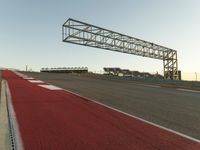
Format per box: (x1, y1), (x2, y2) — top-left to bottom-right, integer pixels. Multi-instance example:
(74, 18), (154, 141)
(103, 67), (163, 79)
(41, 67), (88, 73)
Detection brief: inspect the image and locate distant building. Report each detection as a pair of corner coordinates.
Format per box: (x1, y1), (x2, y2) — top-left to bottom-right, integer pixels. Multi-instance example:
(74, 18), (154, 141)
(41, 67), (88, 73)
(103, 67), (164, 79)
(103, 68), (121, 76)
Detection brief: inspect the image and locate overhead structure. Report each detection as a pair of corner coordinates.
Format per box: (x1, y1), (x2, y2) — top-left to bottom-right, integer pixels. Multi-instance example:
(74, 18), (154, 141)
(62, 18), (181, 80)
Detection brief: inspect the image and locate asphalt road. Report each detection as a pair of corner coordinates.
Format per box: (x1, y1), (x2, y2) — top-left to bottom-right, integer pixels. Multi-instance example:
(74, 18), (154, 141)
(22, 72), (200, 140)
(7, 70), (200, 150)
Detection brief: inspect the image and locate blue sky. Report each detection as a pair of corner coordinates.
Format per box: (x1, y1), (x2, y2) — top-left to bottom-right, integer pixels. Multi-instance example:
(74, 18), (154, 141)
(1, 0), (200, 79)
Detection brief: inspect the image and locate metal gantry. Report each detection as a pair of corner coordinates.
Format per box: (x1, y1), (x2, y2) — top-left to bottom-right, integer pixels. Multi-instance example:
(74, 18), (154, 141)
(62, 18), (180, 80)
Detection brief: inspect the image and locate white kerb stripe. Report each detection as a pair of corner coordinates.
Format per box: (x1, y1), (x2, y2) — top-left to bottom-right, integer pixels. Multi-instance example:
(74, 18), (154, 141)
(13, 71), (27, 78)
(28, 80), (44, 83)
(38, 85), (63, 90)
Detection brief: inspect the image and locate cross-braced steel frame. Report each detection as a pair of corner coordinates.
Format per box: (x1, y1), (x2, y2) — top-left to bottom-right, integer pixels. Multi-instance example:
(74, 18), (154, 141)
(62, 18), (180, 80)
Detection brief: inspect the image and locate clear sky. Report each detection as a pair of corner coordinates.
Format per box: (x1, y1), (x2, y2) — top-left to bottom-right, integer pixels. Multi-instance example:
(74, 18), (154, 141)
(0, 0), (200, 80)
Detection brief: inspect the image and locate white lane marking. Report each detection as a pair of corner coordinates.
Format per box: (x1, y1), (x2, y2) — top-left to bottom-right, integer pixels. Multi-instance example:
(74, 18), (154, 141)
(5, 81), (24, 150)
(61, 88), (200, 143)
(28, 80), (44, 83)
(38, 85), (63, 90)
(177, 88), (200, 94)
(141, 84), (160, 88)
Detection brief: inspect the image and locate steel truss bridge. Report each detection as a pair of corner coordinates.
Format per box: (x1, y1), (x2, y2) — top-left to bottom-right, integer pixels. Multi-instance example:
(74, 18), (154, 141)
(62, 18), (181, 80)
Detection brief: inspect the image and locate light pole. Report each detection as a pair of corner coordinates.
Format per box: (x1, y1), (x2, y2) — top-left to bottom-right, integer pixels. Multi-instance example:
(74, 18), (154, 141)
(195, 72), (197, 81)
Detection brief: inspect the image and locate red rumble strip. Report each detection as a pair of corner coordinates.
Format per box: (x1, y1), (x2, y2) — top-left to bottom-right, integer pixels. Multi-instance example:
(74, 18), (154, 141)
(3, 70), (200, 150)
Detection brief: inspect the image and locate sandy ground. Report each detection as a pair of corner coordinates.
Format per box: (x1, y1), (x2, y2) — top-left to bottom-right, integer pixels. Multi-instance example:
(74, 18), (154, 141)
(0, 71), (11, 150)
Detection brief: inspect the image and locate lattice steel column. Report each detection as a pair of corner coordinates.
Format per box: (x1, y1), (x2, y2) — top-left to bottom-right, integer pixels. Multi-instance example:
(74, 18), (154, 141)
(163, 50), (179, 80)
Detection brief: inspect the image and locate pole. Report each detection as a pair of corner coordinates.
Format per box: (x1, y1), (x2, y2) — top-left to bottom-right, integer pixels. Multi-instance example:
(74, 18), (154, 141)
(195, 72), (197, 81)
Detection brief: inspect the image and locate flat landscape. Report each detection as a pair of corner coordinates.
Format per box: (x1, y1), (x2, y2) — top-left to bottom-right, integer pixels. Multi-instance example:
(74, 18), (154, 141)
(22, 71), (200, 140)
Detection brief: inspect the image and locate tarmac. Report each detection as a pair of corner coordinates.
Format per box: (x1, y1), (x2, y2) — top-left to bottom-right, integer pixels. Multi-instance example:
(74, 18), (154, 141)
(4, 70), (200, 150)
(22, 72), (200, 140)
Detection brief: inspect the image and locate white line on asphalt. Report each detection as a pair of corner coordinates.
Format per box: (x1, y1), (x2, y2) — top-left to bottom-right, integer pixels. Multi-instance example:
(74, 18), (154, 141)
(141, 84), (160, 88)
(62, 88), (200, 143)
(177, 88), (200, 94)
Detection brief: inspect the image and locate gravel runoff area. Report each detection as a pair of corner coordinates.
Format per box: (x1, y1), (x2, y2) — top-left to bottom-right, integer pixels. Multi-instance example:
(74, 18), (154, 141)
(22, 71), (200, 140)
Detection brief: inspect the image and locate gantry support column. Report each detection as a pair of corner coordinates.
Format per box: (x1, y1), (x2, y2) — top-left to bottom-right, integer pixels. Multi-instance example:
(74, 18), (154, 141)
(163, 50), (179, 80)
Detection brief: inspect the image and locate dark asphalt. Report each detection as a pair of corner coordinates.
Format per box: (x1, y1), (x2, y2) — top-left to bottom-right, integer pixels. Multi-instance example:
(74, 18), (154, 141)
(22, 72), (200, 140)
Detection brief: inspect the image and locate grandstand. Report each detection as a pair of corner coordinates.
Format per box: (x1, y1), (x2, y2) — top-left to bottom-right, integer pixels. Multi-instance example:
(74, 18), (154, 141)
(41, 67), (88, 73)
(103, 67), (163, 79)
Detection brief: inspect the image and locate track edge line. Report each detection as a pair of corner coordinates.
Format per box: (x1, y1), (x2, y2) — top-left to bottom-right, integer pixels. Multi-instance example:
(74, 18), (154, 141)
(5, 81), (24, 150)
(62, 88), (200, 143)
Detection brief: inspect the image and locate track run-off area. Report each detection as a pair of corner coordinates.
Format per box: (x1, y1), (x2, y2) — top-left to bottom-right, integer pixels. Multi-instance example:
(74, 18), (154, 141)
(2, 70), (200, 150)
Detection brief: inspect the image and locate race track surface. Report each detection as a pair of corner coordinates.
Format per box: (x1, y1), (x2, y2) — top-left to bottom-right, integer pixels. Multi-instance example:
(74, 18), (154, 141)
(22, 72), (200, 140)
(3, 70), (200, 149)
